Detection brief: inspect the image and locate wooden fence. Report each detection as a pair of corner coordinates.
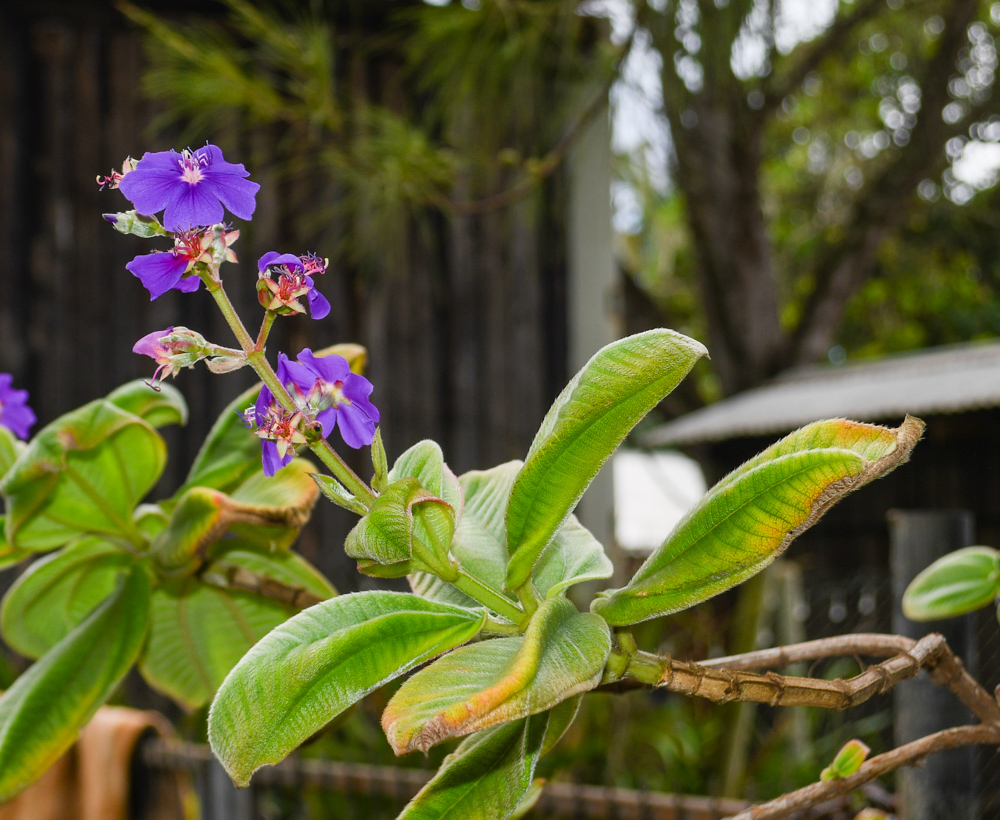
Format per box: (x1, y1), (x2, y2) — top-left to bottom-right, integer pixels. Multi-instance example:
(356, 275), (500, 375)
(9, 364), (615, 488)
(0, 0), (571, 594)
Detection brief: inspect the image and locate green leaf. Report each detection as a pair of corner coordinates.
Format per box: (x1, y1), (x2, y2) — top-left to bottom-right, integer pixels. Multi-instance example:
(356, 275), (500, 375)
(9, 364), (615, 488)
(209, 591), (486, 786)
(0, 566), (150, 802)
(153, 458), (319, 576)
(105, 379), (188, 428)
(396, 714), (548, 820)
(180, 383), (264, 496)
(313, 474), (367, 516)
(388, 440), (463, 512)
(345, 477), (453, 571)
(383, 597), (610, 754)
(0, 517), (30, 571)
(1, 399), (166, 550)
(1, 537), (135, 659)
(411, 462), (611, 607)
(505, 330), (707, 590)
(592, 417), (924, 626)
(371, 428), (389, 492)
(0, 426), (25, 482)
(820, 739), (870, 781)
(902, 546), (1000, 621)
(539, 693), (582, 757)
(138, 541), (334, 710)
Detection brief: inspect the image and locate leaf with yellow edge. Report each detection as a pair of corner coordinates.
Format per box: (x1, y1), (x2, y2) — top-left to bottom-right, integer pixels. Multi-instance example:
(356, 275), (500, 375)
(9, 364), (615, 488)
(592, 417), (923, 626)
(152, 458), (319, 576)
(383, 597), (610, 755)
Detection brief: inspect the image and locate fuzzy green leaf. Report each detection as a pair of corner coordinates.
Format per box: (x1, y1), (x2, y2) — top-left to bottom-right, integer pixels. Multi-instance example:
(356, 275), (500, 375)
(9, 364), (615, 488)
(153, 458), (318, 576)
(209, 591), (487, 786)
(1, 537), (135, 658)
(505, 330), (706, 590)
(902, 546), (1000, 621)
(0, 517), (30, 571)
(139, 540), (334, 709)
(0, 426), (25, 482)
(411, 462), (611, 607)
(0, 566), (150, 802)
(396, 714), (548, 820)
(105, 379), (188, 428)
(1, 399), (166, 551)
(383, 598), (610, 755)
(593, 417), (923, 626)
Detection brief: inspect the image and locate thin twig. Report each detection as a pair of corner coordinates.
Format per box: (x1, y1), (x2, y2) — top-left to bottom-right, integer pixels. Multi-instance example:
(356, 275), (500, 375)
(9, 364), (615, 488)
(723, 724), (1000, 820)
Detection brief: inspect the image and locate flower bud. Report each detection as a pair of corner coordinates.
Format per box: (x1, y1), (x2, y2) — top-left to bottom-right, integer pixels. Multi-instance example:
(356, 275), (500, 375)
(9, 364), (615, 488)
(133, 326), (212, 389)
(103, 210), (170, 239)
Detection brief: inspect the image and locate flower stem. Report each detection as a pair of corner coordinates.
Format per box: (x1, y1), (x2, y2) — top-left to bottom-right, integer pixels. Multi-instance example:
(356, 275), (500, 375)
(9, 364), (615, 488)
(255, 311), (276, 351)
(202, 272), (375, 508)
(452, 569), (528, 628)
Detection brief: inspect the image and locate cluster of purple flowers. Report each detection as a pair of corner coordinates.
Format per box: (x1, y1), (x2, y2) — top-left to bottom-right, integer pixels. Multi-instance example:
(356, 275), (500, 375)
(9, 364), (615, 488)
(104, 143), (378, 476)
(252, 350), (379, 476)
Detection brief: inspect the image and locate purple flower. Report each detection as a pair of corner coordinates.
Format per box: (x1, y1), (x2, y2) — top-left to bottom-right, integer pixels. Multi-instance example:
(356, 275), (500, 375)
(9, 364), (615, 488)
(133, 326), (209, 388)
(256, 252), (330, 319)
(126, 226), (239, 300)
(117, 144), (259, 232)
(252, 349), (379, 475)
(0, 374), (36, 440)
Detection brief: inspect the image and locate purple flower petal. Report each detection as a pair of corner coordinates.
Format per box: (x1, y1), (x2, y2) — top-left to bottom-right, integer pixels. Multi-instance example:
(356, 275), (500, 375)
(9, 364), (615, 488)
(193, 144), (250, 177)
(162, 182), (225, 232)
(343, 373), (381, 424)
(261, 439), (293, 477)
(0, 374), (36, 440)
(133, 327), (173, 358)
(174, 274), (202, 293)
(335, 402), (377, 449)
(117, 150), (184, 215)
(297, 349), (350, 383)
(205, 173), (260, 222)
(126, 252), (190, 300)
(257, 252), (304, 274)
(305, 278), (330, 320)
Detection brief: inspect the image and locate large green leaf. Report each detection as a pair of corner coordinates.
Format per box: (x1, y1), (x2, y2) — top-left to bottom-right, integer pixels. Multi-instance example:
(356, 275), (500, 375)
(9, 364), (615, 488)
(209, 591), (487, 786)
(411, 462), (611, 608)
(105, 380), (188, 428)
(396, 714), (548, 820)
(505, 330), (706, 590)
(153, 458), (319, 576)
(138, 541), (334, 710)
(902, 546), (1000, 621)
(592, 417), (924, 626)
(383, 597), (610, 755)
(1, 399), (166, 551)
(1, 537), (135, 659)
(0, 566), (150, 802)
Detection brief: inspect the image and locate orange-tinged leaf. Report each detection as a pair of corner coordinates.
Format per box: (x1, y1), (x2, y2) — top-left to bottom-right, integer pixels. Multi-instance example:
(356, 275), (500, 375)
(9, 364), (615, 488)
(592, 417), (923, 626)
(382, 597), (609, 755)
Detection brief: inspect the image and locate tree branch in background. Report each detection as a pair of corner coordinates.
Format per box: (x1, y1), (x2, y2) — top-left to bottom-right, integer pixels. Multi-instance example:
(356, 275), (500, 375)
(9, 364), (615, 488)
(789, 0), (981, 366)
(762, 0), (890, 113)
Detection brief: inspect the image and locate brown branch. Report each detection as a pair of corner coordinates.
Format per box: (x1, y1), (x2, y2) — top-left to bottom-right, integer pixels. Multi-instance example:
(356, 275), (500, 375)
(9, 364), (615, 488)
(762, 0), (887, 112)
(200, 562), (327, 609)
(722, 724), (1000, 820)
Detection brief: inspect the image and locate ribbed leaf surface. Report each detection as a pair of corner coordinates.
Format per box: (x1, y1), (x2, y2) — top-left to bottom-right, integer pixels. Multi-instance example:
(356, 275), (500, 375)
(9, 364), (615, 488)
(592, 417), (923, 625)
(209, 591), (486, 786)
(383, 598), (610, 755)
(505, 330), (706, 590)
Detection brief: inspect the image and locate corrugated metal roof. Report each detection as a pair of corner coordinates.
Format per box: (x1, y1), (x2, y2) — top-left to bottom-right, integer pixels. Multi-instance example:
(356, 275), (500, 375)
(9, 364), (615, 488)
(642, 339), (1000, 447)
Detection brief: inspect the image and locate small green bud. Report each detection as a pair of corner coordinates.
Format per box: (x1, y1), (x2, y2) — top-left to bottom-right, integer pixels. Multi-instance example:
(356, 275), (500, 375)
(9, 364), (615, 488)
(103, 210), (170, 238)
(820, 739), (870, 781)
